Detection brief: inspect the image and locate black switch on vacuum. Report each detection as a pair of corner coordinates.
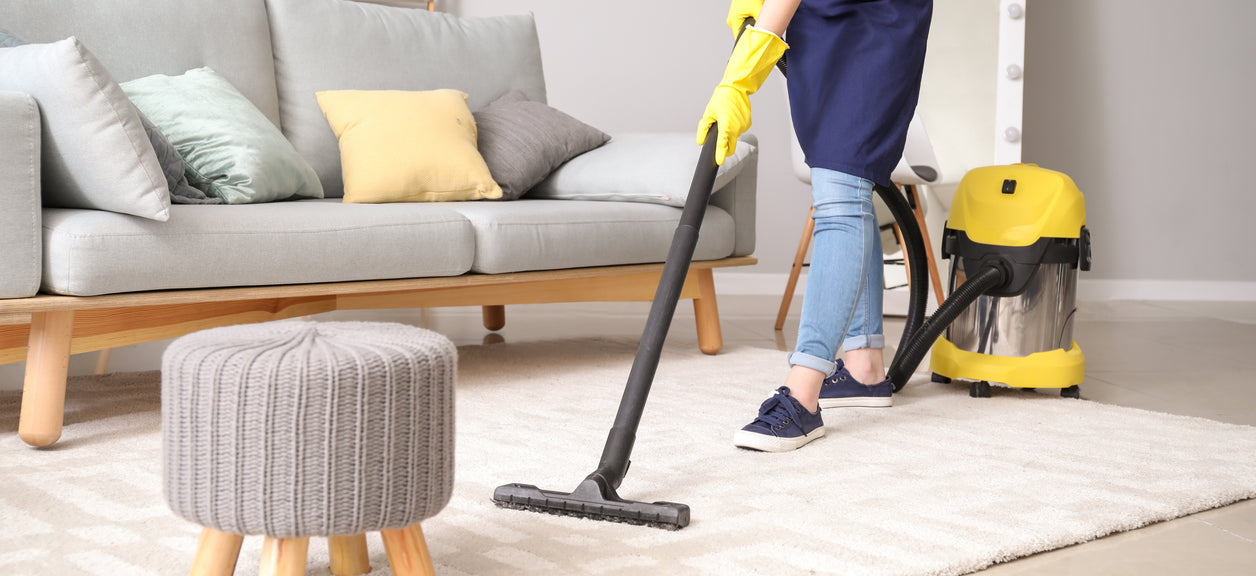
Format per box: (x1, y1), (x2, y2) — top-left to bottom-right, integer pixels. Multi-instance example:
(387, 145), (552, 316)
(1002, 179), (1017, 194)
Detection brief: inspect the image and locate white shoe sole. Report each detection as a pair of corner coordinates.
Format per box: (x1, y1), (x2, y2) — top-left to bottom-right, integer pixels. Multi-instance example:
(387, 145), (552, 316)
(732, 427), (826, 452)
(818, 396), (893, 409)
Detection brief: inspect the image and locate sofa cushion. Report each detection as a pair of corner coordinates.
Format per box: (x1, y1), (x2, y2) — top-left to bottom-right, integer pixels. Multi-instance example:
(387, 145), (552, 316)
(316, 89), (502, 203)
(265, 0), (547, 198)
(528, 133), (757, 207)
(0, 38), (171, 221)
(41, 200), (475, 296)
(440, 200), (736, 274)
(474, 91), (611, 201)
(122, 68), (324, 205)
(0, 0), (281, 127)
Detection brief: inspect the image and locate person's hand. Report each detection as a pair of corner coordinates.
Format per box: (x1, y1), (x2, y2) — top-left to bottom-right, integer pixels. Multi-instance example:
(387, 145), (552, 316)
(726, 0), (764, 37)
(696, 27), (788, 165)
(697, 86), (751, 166)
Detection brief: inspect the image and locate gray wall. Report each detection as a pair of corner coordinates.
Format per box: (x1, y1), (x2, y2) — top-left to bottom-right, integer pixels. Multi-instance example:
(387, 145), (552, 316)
(1023, 0), (1256, 282)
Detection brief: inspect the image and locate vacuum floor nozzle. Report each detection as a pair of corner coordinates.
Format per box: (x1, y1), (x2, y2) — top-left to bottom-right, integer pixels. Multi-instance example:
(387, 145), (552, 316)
(493, 478), (690, 531)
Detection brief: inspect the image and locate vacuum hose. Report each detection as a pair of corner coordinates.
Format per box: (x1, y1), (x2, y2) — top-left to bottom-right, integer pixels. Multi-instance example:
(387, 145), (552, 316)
(886, 263), (1007, 387)
(873, 184), (931, 390)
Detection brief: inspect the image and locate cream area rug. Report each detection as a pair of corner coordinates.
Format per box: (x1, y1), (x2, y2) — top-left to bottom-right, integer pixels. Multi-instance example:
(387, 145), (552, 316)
(2, 337), (1255, 576)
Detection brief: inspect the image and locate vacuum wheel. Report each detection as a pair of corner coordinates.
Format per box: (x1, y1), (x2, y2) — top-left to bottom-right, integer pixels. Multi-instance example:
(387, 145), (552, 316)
(969, 381), (991, 398)
(931, 373), (952, 384)
(1061, 385), (1081, 399)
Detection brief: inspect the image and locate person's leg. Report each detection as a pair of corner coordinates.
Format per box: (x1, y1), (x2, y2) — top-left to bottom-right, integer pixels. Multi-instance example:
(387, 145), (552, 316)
(841, 207), (886, 386)
(786, 168), (878, 410)
(732, 167), (876, 452)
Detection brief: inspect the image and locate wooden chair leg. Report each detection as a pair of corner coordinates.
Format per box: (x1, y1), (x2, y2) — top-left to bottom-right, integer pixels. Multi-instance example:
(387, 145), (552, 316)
(904, 185), (946, 305)
(328, 534), (371, 576)
(19, 310), (75, 447)
(481, 305), (505, 331)
(775, 207), (815, 331)
(259, 537), (308, 576)
(893, 223), (911, 284)
(381, 524), (436, 576)
(692, 268), (723, 355)
(190, 528), (244, 576)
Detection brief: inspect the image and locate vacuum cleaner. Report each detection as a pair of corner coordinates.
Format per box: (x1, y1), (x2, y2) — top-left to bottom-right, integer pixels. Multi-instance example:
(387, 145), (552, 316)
(925, 164), (1091, 398)
(493, 21), (1091, 531)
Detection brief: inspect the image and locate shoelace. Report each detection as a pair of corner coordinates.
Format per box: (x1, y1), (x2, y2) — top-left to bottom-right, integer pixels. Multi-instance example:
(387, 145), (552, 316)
(754, 387), (803, 431)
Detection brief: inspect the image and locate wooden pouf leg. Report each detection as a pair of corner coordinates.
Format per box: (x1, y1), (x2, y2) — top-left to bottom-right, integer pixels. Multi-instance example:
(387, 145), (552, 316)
(381, 524), (436, 576)
(259, 537), (309, 576)
(328, 534), (371, 576)
(190, 528), (244, 576)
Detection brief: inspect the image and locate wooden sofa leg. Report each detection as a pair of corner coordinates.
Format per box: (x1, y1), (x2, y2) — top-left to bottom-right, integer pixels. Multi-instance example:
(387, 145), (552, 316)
(482, 305), (505, 331)
(19, 310), (75, 448)
(692, 269), (723, 355)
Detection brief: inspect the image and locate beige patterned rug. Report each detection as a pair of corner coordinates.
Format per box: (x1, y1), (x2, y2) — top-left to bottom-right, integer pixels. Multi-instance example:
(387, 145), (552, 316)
(2, 337), (1255, 576)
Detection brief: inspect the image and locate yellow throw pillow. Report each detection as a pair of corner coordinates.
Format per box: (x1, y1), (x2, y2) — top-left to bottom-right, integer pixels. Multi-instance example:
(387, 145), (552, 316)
(315, 89), (503, 202)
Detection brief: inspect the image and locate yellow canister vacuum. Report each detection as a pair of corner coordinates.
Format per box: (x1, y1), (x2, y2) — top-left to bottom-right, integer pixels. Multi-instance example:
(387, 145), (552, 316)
(885, 163), (1092, 398)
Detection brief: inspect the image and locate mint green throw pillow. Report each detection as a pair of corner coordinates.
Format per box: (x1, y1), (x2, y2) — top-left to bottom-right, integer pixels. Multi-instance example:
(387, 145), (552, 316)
(121, 67), (323, 204)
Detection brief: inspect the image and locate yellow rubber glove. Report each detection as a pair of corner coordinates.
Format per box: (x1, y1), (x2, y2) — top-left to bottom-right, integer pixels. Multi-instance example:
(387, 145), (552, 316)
(726, 0), (764, 37)
(697, 26), (788, 165)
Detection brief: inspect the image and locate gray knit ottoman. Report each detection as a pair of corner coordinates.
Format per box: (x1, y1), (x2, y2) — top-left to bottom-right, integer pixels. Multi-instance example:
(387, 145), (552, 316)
(162, 321), (456, 576)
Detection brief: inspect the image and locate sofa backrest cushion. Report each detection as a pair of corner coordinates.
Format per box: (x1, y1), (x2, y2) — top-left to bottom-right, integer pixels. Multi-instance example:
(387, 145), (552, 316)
(264, 0), (547, 198)
(0, 0), (282, 127)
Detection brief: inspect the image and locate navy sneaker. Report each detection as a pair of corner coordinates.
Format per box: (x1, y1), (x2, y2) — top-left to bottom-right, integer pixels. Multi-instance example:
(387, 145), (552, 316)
(818, 359), (893, 409)
(732, 387), (825, 452)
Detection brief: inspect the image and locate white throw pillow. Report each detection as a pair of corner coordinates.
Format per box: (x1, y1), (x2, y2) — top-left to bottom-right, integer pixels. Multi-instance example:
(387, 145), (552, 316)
(0, 37), (170, 220)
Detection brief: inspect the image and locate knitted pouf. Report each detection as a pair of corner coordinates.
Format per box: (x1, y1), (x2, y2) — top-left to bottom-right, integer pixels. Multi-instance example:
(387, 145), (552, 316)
(161, 321), (456, 538)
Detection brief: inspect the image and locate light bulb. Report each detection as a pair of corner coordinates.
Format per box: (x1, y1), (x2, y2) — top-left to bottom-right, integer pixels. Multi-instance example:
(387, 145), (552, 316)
(1008, 3), (1024, 19)
(1007, 64), (1022, 80)
(1004, 127), (1021, 143)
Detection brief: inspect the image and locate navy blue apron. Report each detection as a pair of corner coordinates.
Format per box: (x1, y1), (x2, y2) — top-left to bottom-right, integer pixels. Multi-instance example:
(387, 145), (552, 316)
(786, 0), (933, 187)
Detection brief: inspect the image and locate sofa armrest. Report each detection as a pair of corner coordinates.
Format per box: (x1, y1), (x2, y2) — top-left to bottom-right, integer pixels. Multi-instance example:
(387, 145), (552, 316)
(0, 91), (42, 298)
(710, 134), (758, 257)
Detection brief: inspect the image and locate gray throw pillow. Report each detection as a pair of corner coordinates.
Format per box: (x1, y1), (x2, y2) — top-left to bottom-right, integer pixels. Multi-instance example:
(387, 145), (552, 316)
(0, 37), (171, 220)
(122, 67), (323, 204)
(529, 133), (757, 207)
(473, 91), (611, 200)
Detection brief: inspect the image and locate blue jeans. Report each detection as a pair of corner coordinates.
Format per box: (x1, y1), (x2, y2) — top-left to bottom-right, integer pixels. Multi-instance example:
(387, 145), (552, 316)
(788, 168), (885, 377)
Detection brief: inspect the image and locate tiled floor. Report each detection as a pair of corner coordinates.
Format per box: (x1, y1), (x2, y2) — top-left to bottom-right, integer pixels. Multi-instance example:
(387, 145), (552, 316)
(356, 294), (1256, 574)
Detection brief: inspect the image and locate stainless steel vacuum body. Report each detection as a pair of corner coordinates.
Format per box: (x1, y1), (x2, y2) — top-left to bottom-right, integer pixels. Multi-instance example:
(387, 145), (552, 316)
(930, 164), (1091, 397)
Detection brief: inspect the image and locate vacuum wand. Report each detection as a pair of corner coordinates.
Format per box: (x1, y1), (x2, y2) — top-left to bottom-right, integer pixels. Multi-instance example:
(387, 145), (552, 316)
(491, 124), (721, 531)
(594, 125), (720, 488)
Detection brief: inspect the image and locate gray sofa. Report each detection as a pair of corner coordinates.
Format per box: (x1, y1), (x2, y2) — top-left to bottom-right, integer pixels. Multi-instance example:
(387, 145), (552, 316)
(0, 0), (758, 447)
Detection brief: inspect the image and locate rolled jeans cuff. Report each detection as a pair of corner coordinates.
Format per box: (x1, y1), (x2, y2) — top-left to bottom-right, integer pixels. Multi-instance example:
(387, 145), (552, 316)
(788, 351), (837, 378)
(842, 334), (885, 352)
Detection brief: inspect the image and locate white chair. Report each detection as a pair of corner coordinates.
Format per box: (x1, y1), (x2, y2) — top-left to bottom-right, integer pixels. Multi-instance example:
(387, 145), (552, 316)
(775, 89), (946, 330)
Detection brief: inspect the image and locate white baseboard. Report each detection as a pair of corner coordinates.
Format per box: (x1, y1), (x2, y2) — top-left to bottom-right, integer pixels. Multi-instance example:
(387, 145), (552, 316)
(713, 271), (1256, 303)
